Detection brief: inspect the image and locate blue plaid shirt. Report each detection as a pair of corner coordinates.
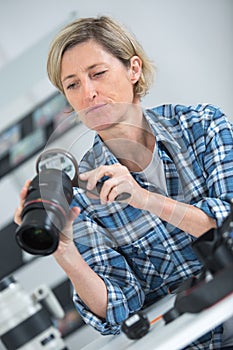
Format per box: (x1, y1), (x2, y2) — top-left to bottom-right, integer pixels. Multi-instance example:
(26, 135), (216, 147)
(72, 104), (233, 349)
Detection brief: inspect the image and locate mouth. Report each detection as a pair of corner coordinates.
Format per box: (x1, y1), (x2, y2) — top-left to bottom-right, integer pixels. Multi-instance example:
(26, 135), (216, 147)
(85, 103), (107, 115)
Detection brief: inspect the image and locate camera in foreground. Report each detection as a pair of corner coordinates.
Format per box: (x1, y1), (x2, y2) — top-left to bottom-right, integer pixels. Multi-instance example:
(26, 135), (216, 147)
(0, 275), (68, 350)
(15, 168), (73, 256)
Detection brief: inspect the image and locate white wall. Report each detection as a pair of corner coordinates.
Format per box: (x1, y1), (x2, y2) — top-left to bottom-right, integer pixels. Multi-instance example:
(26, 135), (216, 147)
(0, 0), (232, 228)
(0, 1), (232, 348)
(1, 0), (233, 127)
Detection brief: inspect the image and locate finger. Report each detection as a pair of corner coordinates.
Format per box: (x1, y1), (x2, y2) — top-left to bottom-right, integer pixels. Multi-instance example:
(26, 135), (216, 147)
(60, 206), (80, 241)
(106, 178), (133, 203)
(14, 179), (31, 225)
(80, 167), (110, 190)
(79, 164), (125, 191)
(68, 206), (80, 222)
(98, 170), (131, 202)
(14, 207), (22, 225)
(20, 179), (31, 201)
(99, 176), (121, 203)
(79, 170), (92, 180)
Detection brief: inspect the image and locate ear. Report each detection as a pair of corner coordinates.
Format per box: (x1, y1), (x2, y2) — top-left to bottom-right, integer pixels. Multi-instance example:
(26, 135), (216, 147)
(129, 56), (142, 84)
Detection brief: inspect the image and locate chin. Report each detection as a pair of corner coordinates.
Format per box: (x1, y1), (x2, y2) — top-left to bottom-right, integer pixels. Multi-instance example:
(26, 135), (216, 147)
(92, 122), (115, 132)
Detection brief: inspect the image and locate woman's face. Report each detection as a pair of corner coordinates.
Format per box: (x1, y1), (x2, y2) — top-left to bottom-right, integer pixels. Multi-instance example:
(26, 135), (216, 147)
(61, 40), (141, 131)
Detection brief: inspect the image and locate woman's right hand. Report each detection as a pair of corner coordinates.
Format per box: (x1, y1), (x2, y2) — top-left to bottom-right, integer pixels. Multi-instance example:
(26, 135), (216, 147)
(14, 179), (31, 225)
(14, 179), (80, 252)
(56, 206), (80, 245)
(52, 205), (80, 261)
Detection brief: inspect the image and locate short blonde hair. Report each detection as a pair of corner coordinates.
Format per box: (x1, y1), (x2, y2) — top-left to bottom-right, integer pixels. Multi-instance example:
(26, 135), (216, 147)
(47, 16), (155, 98)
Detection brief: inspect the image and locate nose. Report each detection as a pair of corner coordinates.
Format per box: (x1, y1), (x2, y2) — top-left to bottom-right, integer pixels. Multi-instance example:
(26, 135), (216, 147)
(82, 78), (97, 101)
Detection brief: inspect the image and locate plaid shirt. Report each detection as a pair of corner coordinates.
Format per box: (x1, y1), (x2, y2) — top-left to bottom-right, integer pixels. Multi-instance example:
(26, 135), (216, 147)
(72, 104), (233, 349)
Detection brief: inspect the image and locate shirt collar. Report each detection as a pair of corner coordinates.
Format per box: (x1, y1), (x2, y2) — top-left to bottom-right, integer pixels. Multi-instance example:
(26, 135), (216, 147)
(143, 108), (181, 151)
(92, 107), (181, 167)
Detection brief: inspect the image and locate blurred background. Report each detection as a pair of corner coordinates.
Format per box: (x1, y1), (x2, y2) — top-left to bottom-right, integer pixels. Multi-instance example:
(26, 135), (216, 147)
(0, 0), (232, 349)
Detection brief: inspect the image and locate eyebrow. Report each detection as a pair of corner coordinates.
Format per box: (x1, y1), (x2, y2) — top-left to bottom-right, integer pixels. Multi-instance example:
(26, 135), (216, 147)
(62, 74), (76, 84)
(62, 63), (105, 84)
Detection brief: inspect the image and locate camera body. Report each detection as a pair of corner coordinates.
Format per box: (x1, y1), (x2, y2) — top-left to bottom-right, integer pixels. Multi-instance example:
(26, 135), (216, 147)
(163, 201), (233, 323)
(122, 201), (233, 336)
(192, 202), (233, 274)
(15, 168), (73, 256)
(0, 275), (68, 350)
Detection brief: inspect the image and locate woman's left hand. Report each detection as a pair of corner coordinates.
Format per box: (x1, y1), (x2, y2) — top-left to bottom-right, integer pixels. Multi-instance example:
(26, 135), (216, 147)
(79, 163), (149, 208)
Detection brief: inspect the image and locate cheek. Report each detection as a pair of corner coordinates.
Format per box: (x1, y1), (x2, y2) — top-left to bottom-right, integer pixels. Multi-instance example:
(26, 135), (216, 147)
(64, 92), (83, 113)
(109, 76), (135, 102)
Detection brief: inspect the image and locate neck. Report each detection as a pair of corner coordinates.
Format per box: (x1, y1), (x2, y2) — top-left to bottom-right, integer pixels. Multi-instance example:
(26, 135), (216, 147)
(99, 112), (155, 172)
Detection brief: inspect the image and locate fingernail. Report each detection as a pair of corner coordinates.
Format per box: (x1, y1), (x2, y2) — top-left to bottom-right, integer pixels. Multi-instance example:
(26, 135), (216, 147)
(86, 182), (93, 190)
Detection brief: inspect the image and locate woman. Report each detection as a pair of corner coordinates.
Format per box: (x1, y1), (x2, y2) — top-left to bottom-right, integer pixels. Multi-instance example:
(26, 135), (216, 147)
(15, 16), (233, 349)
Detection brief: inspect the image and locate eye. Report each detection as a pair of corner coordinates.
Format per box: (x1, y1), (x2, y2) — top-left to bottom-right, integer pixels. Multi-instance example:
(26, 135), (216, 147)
(66, 81), (80, 90)
(93, 70), (107, 78)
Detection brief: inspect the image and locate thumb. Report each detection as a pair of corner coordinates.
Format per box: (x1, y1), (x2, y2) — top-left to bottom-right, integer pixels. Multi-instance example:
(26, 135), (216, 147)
(60, 206), (80, 241)
(68, 206), (81, 222)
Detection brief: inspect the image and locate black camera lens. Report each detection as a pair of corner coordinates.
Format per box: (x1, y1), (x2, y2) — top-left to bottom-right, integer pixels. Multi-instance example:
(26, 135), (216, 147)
(19, 226), (55, 254)
(15, 168), (73, 256)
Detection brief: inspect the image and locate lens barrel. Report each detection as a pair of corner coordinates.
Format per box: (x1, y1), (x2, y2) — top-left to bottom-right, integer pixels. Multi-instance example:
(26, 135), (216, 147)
(16, 168), (73, 256)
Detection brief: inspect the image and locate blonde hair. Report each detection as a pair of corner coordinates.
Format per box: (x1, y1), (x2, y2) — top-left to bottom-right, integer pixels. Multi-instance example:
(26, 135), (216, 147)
(47, 16), (155, 98)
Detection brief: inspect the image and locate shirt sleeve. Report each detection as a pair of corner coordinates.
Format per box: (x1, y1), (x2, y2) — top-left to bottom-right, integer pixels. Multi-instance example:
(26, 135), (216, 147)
(191, 105), (233, 226)
(71, 213), (145, 335)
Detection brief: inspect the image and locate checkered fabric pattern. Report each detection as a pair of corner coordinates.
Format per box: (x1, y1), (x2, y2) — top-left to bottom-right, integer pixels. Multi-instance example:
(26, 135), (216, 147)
(71, 104), (233, 349)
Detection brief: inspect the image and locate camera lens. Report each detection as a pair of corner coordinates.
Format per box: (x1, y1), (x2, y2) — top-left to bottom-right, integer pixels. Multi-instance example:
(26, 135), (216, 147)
(20, 228), (54, 252)
(15, 168), (73, 256)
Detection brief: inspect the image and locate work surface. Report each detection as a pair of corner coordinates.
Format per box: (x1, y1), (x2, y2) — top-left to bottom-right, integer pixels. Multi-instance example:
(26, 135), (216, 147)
(82, 291), (233, 350)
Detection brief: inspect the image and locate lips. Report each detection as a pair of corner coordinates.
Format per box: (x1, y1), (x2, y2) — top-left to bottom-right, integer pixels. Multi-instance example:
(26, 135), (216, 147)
(85, 103), (107, 115)
(82, 103), (115, 131)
